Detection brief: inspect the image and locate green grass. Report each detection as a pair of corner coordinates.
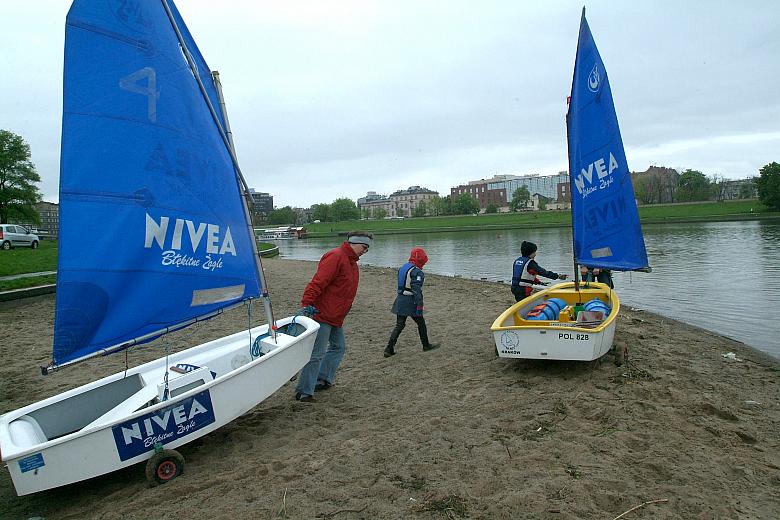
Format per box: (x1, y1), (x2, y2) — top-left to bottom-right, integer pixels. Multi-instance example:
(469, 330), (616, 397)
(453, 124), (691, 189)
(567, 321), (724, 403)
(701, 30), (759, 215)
(0, 275), (56, 292)
(0, 240), (57, 276)
(304, 199), (778, 236)
(257, 242), (277, 251)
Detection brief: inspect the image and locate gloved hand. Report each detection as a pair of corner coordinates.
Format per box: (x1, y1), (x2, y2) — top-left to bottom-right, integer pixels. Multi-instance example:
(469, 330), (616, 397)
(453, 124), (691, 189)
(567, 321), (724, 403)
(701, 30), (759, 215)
(300, 305), (319, 318)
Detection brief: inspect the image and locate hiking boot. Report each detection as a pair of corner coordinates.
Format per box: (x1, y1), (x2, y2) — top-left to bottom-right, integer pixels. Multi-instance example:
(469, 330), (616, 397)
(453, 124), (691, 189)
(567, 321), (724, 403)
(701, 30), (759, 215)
(314, 380), (332, 391)
(383, 346), (395, 358)
(423, 343), (440, 352)
(295, 392), (314, 402)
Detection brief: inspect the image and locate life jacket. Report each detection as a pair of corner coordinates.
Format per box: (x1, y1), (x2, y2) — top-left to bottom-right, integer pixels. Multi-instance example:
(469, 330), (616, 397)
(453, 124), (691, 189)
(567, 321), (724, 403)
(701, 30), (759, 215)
(511, 256), (537, 289)
(397, 262), (418, 295)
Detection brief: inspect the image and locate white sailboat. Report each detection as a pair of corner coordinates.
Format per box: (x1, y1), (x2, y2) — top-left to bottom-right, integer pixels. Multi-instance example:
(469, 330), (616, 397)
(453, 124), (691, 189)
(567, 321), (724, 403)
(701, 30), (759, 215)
(492, 9), (650, 362)
(0, 0), (318, 496)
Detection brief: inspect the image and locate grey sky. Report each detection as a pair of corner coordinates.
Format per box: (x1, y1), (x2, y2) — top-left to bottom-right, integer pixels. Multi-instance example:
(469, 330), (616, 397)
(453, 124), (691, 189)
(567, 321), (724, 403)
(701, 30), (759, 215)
(2, 1), (778, 208)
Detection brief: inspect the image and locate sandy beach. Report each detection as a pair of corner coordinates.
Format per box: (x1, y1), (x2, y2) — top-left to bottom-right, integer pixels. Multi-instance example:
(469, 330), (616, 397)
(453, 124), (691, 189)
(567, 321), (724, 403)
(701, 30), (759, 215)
(1, 257), (779, 519)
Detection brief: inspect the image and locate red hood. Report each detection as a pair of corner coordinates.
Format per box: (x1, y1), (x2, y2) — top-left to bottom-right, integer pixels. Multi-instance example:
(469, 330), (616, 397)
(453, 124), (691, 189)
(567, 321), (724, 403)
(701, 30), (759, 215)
(409, 247), (428, 268)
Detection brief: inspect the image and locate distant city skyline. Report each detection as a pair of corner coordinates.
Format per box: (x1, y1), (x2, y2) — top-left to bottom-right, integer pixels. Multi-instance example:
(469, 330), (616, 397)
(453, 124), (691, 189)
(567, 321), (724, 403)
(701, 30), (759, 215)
(3, 1), (778, 208)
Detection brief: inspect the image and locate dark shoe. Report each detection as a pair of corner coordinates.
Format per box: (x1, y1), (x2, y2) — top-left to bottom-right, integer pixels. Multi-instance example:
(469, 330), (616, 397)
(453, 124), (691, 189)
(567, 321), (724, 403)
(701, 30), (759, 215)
(423, 343), (440, 352)
(314, 380), (332, 391)
(295, 392), (314, 402)
(383, 347), (395, 358)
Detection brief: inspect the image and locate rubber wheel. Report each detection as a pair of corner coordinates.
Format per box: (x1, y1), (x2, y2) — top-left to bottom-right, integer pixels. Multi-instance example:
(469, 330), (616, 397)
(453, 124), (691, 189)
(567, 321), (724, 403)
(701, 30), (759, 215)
(145, 449), (185, 486)
(1, 241), (10, 250)
(31, 241), (39, 249)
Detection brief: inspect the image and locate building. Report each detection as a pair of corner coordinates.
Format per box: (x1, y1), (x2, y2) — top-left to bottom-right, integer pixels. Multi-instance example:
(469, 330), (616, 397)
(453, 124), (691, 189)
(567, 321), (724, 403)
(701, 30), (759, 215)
(356, 191), (385, 207)
(248, 189), (273, 223)
(293, 207), (312, 224)
(450, 181), (507, 210)
(630, 166), (679, 205)
(716, 178), (758, 201)
(490, 172), (569, 204)
(528, 193), (551, 211)
(360, 186), (439, 218)
(452, 172), (570, 211)
(27, 201), (60, 239)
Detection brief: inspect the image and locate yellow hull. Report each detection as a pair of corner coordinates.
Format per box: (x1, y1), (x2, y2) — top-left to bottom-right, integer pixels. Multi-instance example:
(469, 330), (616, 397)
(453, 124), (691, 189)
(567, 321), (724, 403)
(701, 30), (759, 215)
(491, 282), (619, 361)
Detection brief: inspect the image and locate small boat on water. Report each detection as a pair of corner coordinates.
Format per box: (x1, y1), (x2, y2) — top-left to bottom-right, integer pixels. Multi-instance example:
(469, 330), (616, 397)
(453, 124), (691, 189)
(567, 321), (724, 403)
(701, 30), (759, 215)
(259, 228), (295, 240)
(258, 243), (280, 258)
(492, 9), (650, 362)
(0, 0), (318, 496)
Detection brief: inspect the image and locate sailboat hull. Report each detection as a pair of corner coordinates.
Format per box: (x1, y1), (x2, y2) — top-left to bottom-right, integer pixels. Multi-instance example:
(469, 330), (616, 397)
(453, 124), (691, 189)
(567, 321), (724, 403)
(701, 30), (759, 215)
(491, 282), (618, 361)
(0, 315), (319, 496)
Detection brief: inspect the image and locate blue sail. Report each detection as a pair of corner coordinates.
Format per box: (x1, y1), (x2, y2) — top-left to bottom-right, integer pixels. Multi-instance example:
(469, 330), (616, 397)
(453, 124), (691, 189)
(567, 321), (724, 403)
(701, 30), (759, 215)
(566, 10), (649, 273)
(54, 0), (261, 366)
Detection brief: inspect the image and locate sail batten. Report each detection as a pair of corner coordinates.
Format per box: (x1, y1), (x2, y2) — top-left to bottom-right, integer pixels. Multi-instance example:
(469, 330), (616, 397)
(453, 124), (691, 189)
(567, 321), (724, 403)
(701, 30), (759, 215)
(567, 10), (650, 273)
(53, 0), (262, 367)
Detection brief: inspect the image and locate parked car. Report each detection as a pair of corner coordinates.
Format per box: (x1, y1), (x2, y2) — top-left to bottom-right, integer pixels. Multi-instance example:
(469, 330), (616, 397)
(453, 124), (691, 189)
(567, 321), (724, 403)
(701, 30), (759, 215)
(0, 224), (39, 250)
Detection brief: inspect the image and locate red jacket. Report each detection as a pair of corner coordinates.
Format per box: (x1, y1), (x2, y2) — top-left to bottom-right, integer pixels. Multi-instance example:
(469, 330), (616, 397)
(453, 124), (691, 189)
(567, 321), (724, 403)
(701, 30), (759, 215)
(301, 242), (360, 327)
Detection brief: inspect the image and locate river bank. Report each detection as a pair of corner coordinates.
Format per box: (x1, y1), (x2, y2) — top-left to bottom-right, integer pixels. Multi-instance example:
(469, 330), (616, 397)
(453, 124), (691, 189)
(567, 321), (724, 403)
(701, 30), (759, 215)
(304, 200), (780, 237)
(1, 257), (779, 519)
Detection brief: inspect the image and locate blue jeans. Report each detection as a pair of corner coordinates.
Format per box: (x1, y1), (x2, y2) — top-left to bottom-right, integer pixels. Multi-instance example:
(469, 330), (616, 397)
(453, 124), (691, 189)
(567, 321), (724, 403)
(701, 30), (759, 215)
(295, 322), (346, 397)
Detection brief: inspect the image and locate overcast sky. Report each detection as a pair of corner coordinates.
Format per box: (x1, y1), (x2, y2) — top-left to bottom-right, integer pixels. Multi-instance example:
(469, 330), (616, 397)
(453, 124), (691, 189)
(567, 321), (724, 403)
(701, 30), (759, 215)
(2, 1), (779, 208)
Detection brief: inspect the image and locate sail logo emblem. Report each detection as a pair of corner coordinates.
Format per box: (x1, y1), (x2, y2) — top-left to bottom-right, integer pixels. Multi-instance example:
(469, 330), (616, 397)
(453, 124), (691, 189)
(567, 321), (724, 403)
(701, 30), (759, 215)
(145, 213), (235, 271)
(574, 152), (619, 198)
(587, 63), (601, 93)
(112, 390), (216, 461)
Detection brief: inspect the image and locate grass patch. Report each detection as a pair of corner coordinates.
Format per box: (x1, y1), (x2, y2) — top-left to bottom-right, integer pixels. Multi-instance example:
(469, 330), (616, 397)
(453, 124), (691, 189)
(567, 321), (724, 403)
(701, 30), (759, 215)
(302, 200), (778, 236)
(0, 275), (57, 291)
(257, 241), (277, 251)
(0, 240), (57, 276)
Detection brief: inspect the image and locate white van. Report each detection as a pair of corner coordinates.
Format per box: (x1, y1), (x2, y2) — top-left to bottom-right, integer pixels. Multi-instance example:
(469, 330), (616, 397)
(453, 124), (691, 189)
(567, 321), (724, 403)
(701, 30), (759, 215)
(0, 224), (40, 250)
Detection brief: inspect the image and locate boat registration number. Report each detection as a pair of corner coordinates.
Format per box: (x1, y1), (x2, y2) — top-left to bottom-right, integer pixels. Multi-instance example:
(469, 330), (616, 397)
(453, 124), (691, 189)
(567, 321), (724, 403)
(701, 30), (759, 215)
(559, 332), (590, 341)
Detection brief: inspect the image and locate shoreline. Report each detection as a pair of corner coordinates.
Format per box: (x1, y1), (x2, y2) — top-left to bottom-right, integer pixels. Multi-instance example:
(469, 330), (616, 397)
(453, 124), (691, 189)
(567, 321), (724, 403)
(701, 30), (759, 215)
(1, 258), (779, 518)
(305, 210), (780, 238)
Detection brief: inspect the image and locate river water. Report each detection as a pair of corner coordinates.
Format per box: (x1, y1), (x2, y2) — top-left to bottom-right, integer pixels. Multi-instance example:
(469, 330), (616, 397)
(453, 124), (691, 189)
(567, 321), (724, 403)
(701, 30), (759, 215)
(273, 221), (780, 359)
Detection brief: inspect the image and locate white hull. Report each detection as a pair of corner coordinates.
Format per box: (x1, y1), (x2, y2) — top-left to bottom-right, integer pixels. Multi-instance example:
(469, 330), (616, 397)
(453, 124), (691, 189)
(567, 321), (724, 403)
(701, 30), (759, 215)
(491, 282), (618, 361)
(0, 315), (319, 496)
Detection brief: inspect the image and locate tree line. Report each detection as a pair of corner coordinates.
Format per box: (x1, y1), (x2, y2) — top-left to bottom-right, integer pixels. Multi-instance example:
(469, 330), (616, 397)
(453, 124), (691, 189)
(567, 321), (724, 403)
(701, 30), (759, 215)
(267, 193), (483, 225)
(2, 130), (779, 227)
(632, 167), (763, 205)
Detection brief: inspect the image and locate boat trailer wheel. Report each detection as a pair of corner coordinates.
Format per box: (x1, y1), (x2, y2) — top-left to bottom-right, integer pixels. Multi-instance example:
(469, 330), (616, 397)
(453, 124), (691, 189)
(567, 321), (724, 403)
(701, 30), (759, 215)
(145, 449), (185, 486)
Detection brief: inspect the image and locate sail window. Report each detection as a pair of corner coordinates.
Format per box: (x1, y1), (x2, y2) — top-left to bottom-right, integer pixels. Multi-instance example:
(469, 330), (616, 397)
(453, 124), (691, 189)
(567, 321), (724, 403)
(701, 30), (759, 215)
(191, 285), (245, 306)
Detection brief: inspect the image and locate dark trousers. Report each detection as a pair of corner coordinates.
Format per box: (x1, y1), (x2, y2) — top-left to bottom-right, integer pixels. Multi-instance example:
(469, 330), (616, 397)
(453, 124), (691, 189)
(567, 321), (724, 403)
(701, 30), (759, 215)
(511, 285), (531, 302)
(387, 315), (430, 349)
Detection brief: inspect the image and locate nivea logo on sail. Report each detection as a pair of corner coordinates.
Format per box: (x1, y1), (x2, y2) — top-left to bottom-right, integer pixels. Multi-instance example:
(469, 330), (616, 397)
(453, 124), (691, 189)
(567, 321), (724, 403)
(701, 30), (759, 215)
(112, 390), (216, 461)
(573, 153), (619, 199)
(145, 213), (235, 270)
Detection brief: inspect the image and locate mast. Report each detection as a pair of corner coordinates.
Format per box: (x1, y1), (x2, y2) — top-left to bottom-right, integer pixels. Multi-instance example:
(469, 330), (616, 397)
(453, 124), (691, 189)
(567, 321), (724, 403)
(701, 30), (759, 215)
(212, 71), (278, 338)
(566, 109), (580, 294)
(161, 0), (278, 338)
(567, 7), (587, 300)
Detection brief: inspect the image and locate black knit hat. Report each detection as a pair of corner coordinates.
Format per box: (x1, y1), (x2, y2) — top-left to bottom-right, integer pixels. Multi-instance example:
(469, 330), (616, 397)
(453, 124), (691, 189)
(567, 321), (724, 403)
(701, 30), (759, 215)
(521, 240), (537, 257)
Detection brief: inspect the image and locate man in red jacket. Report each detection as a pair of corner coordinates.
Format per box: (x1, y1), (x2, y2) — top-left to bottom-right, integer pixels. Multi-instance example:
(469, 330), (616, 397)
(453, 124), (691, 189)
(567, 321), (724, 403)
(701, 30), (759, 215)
(294, 231), (373, 402)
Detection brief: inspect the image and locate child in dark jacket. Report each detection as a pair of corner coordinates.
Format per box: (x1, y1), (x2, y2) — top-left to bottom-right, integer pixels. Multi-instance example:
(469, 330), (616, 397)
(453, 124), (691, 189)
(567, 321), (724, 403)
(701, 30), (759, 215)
(510, 240), (567, 302)
(384, 247), (440, 357)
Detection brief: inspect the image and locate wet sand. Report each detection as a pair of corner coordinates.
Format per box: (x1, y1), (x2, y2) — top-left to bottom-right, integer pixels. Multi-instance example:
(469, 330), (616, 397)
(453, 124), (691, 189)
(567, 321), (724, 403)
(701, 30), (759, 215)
(1, 257), (779, 519)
